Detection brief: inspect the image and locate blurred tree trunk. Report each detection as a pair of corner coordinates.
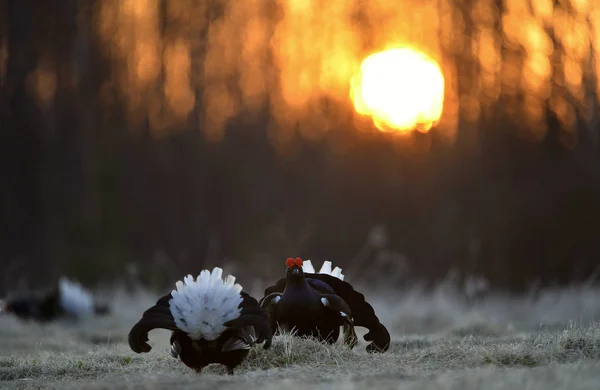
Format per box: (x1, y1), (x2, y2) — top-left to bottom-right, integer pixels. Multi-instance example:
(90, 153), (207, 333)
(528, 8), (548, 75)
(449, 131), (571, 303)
(42, 0), (80, 281)
(0, 0), (47, 292)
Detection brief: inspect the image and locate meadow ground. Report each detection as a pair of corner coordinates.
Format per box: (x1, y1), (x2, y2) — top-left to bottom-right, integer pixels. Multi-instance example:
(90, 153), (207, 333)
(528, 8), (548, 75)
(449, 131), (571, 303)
(1, 279), (600, 390)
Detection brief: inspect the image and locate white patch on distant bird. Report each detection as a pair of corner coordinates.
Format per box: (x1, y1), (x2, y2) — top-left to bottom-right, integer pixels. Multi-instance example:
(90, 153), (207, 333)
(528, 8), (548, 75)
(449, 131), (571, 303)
(273, 296), (281, 304)
(58, 277), (95, 318)
(304, 260), (345, 280)
(169, 267), (243, 341)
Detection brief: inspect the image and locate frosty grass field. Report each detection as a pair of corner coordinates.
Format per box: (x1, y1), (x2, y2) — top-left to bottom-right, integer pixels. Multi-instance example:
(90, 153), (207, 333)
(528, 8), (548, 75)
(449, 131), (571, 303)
(1, 278), (599, 390)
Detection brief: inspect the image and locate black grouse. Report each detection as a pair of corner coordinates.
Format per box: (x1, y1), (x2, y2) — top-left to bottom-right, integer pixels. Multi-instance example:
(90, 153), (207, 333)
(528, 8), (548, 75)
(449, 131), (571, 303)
(260, 257), (391, 352)
(0, 277), (110, 322)
(128, 267), (272, 375)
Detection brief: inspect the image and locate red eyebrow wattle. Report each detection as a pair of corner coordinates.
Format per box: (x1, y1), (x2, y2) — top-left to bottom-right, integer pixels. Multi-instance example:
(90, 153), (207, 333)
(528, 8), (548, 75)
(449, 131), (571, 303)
(286, 258), (294, 268)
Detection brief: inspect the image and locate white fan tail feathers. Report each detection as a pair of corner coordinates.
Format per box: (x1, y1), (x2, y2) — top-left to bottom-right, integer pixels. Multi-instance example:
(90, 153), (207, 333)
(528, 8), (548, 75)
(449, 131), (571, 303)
(330, 266), (344, 280)
(320, 261), (332, 275)
(58, 277), (96, 318)
(303, 260), (345, 280)
(169, 267), (243, 341)
(301, 260), (316, 273)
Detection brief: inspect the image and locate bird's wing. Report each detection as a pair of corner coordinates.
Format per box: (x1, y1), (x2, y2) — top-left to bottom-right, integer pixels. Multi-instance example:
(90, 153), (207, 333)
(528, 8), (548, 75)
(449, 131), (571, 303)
(223, 291), (273, 349)
(128, 294), (179, 353)
(319, 293), (352, 317)
(306, 278), (336, 294)
(221, 326), (257, 352)
(259, 292), (282, 308)
(319, 294), (358, 349)
(309, 274), (391, 353)
(258, 292), (282, 334)
(260, 278), (286, 303)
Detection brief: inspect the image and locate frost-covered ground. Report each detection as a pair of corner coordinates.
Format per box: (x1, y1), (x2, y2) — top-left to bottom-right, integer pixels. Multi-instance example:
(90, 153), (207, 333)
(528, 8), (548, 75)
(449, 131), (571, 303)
(1, 281), (599, 389)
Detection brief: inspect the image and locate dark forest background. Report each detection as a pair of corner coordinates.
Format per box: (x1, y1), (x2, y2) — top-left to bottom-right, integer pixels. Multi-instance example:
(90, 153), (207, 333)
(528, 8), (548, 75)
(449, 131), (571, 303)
(1, 0), (599, 295)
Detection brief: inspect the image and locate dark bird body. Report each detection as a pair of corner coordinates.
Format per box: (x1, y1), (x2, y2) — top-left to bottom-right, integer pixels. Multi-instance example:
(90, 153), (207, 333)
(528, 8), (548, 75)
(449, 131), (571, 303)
(1, 278), (110, 322)
(2, 292), (61, 322)
(276, 274), (342, 343)
(261, 258), (391, 352)
(128, 268), (272, 375)
(169, 330), (251, 374)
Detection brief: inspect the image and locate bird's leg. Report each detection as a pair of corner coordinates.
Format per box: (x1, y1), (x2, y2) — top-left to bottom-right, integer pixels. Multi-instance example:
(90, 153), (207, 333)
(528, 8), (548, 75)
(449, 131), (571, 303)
(227, 367), (234, 375)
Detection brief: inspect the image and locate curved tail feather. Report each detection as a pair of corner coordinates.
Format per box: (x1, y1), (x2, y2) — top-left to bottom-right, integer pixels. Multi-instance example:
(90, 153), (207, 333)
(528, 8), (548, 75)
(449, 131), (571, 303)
(128, 294), (179, 353)
(364, 323), (391, 353)
(310, 274), (390, 352)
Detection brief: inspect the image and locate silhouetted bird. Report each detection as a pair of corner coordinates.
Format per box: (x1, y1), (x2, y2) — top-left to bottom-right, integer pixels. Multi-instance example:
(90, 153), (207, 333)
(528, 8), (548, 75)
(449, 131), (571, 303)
(260, 258), (391, 353)
(0, 277), (110, 322)
(128, 267), (272, 375)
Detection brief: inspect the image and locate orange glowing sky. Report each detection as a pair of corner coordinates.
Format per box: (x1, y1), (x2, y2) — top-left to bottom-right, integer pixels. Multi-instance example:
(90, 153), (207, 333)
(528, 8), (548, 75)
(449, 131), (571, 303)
(14, 0), (599, 148)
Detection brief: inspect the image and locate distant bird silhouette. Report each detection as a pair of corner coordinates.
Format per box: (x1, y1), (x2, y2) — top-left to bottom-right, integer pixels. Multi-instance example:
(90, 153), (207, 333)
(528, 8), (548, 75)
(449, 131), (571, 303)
(260, 258), (391, 353)
(0, 277), (110, 322)
(128, 267), (272, 375)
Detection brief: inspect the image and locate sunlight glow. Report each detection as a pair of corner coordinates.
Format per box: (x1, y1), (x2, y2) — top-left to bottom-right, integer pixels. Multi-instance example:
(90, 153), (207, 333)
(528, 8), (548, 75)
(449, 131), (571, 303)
(351, 48), (445, 133)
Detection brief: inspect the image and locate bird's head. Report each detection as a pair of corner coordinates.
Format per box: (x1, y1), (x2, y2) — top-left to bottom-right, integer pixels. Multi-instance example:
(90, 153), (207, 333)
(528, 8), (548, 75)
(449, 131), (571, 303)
(285, 257), (304, 280)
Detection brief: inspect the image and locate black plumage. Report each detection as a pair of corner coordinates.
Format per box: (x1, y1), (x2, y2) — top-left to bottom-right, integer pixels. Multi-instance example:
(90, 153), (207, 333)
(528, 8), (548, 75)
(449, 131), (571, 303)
(1, 280), (110, 322)
(260, 258), (391, 353)
(128, 290), (272, 375)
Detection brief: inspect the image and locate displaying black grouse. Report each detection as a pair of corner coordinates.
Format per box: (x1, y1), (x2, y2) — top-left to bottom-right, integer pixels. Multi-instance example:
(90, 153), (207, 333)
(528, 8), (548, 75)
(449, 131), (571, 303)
(260, 258), (391, 353)
(128, 267), (272, 375)
(0, 277), (110, 322)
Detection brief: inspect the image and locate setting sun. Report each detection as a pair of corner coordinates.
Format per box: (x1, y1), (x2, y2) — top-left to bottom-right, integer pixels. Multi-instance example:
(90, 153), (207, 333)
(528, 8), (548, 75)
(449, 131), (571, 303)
(350, 48), (445, 134)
